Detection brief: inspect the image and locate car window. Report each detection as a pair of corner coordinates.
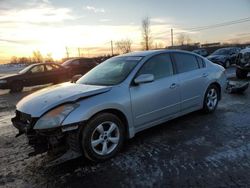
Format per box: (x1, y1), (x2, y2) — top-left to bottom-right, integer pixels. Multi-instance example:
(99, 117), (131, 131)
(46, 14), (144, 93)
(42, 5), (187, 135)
(196, 56), (205, 68)
(79, 59), (96, 67)
(72, 60), (80, 65)
(174, 53), (199, 73)
(30, 65), (44, 73)
(77, 56), (142, 86)
(137, 53), (173, 80)
(79, 59), (89, 64)
(45, 65), (54, 71)
(52, 64), (61, 69)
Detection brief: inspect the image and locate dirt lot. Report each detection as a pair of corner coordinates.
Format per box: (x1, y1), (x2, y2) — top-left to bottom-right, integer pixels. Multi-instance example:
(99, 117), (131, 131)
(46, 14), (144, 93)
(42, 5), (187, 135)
(0, 68), (250, 187)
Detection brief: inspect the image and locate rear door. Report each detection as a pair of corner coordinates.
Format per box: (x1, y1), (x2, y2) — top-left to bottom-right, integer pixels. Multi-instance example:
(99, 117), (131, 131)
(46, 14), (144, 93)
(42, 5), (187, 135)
(172, 52), (208, 111)
(52, 64), (70, 82)
(44, 64), (55, 83)
(130, 53), (181, 128)
(70, 59), (81, 75)
(27, 65), (46, 86)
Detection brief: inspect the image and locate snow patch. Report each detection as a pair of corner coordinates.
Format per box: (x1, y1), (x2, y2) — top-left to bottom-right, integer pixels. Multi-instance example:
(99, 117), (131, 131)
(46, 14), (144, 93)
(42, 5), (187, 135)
(0, 64), (26, 74)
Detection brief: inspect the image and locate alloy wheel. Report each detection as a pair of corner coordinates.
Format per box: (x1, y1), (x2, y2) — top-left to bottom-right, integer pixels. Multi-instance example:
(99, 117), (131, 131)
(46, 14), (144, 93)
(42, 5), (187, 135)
(206, 88), (218, 111)
(91, 121), (120, 156)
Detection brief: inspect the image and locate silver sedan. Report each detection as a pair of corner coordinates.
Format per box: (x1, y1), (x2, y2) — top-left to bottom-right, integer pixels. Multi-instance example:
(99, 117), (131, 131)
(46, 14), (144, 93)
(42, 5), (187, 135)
(12, 50), (227, 163)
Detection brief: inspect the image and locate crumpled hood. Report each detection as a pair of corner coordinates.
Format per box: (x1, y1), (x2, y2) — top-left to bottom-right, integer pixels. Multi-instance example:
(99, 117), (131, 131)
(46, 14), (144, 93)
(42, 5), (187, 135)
(17, 82), (112, 117)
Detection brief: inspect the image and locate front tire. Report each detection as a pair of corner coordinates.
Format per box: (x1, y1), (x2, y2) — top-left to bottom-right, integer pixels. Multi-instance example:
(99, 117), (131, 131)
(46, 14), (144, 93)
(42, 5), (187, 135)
(203, 85), (219, 113)
(81, 113), (125, 162)
(236, 68), (248, 79)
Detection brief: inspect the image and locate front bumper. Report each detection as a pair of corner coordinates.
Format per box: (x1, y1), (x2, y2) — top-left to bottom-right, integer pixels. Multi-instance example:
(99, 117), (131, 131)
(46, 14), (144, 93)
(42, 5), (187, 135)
(11, 110), (82, 163)
(0, 83), (9, 89)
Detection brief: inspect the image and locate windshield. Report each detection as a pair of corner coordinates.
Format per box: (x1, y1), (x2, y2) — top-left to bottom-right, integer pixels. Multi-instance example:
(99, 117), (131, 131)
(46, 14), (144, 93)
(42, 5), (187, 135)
(212, 49), (230, 55)
(77, 56), (142, 86)
(18, 65), (33, 74)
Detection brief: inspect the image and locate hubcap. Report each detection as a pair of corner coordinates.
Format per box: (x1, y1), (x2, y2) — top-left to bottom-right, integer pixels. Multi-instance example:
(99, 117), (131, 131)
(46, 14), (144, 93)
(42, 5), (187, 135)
(206, 88), (218, 110)
(91, 121), (120, 156)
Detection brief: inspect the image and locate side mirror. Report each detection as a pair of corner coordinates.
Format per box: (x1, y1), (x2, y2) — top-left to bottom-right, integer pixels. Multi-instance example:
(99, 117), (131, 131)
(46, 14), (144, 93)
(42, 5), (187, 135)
(134, 74), (154, 85)
(71, 74), (82, 83)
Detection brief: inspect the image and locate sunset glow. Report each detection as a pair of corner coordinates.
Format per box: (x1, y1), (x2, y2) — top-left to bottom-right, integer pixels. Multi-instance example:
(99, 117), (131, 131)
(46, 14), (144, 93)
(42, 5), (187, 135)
(0, 0), (250, 63)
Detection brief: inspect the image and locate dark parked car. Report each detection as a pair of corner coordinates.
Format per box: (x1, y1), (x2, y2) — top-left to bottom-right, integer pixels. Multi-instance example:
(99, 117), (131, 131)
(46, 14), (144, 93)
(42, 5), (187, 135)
(235, 47), (250, 79)
(62, 58), (98, 76)
(207, 47), (241, 68)
(192, 48), (208, 57)
(0, 63), (71, 92)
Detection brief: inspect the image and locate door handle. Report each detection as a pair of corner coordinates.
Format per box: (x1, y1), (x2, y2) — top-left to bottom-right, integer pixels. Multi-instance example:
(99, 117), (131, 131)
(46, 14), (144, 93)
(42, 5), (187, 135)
(170, 83), (177, 89)
(202, 73), (208, 77)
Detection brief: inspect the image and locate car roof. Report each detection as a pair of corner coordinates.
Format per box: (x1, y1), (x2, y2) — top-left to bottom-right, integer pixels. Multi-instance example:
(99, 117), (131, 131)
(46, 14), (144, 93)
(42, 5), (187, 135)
(27, 62), (61, 68)
(219, 47), (239, 50)
(67, 57), (93, 61)
(119, 49), (195, 57)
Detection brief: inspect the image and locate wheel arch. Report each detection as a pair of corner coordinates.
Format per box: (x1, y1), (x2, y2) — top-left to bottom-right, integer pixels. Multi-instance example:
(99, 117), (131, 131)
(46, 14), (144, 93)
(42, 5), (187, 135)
(87, 108), (130, 139)
(208, 82), (221, 100)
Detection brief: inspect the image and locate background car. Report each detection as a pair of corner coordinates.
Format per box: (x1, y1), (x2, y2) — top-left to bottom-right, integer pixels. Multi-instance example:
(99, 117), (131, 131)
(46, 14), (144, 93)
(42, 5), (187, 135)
(235, 47), (250, 79)
(62, 57), (98, 76)
(12, 50), (227, 163)
(207, 47), (240, 68)
(192, 48), (208, 57)
(0, 63), (71, 92)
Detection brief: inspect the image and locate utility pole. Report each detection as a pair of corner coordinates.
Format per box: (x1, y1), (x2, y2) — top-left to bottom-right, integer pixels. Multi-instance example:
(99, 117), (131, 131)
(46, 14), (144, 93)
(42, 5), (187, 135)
(171, 28), (174, 47)
(111, 40), (114, 56)
(78, 48), (81, 57)
(65, 46), (69, 58)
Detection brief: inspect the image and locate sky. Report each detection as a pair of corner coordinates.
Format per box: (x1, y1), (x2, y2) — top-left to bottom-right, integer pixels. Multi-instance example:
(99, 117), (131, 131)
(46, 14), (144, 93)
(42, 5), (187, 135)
(0, 0), (250, 63)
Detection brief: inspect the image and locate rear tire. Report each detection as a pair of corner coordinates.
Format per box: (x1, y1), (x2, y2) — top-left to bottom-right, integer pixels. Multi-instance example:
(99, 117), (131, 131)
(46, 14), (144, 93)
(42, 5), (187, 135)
(10, 81), (23, 93)
(236, 68), (248, 79)
(81, 113), (125, 162)
(202, 85), (219, 113)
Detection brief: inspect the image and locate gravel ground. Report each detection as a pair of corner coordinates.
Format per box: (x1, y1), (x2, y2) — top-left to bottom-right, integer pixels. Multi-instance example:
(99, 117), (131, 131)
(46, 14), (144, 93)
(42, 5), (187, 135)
(0, 68), (250, 187)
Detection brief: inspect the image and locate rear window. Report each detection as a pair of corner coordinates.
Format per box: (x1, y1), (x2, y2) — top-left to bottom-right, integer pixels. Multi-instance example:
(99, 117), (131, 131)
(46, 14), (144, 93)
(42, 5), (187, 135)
(173, 53), (199, 73)
(196, 56), (205, 68)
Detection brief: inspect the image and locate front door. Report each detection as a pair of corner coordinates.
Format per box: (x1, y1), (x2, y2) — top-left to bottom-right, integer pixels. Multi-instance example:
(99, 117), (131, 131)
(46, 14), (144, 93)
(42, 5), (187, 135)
(26, 65), (46, 86)
(130, 53), (181, 128)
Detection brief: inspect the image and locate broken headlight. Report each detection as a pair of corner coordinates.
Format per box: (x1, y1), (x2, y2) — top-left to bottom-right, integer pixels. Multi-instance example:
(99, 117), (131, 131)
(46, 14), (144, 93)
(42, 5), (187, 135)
(34, 104), (78, 130)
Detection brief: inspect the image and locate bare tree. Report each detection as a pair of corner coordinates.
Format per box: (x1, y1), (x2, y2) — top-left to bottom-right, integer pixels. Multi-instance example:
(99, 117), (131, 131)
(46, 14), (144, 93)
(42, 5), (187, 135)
(32, 50), (43, 63)
(177, 34), (185, 45)
(44, 53), (54, 62)
(177, 34), (192, 45)
(19, 57), (31, 64)
(141, 17), (153, 50)
(154, 42), (164, 49)
(10, 56), (18, 64)
(115, 39), (132, 54)
(186, 35), (191, 45)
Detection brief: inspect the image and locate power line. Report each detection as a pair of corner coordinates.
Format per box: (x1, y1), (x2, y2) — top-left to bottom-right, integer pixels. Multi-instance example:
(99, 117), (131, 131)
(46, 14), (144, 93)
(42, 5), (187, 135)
(174, 17), (250, 35)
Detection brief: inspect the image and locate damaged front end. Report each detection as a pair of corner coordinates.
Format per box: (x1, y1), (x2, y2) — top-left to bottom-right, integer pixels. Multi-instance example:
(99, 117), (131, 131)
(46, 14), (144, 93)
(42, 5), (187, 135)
(236, 51), (250, 70)
(11, 108), (83, 166)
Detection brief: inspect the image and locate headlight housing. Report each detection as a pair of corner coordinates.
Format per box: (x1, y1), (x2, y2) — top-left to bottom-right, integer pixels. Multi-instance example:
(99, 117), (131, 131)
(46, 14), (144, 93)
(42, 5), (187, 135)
(0, 80), (7, 84)
(34, 103), (78, 130)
